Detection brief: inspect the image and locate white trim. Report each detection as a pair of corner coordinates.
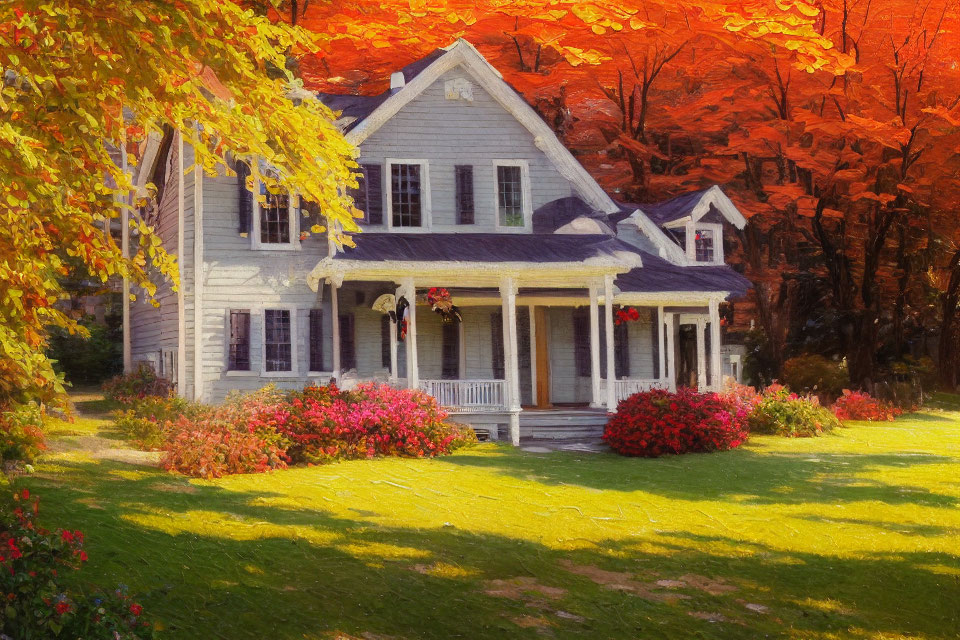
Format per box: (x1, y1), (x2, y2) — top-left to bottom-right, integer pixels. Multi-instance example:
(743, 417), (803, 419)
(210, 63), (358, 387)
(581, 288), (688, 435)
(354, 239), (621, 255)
(686, 222), (724, 265)
(176, 132), (187, 396)
(192, 147), (204, 401)
(345, 39), (618, 215)
(499, 276), (521, 445)
(627, 208), (690, 264)
(694, 186), (748, 228)
(251, 177), (300, 251)
(385, 158), (431, 232)
(259, 305), (299, 377)
(492, 159), (532, 232)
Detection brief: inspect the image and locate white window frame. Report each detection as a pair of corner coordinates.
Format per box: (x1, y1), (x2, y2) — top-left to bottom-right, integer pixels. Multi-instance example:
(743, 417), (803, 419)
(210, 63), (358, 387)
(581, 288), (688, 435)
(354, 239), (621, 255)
(385, 158), (431, 232)
(251, 176), (300, 251)
(493, 159), (532, 232)
(260, 305), (299, 377)
(686, 221), (723, 264)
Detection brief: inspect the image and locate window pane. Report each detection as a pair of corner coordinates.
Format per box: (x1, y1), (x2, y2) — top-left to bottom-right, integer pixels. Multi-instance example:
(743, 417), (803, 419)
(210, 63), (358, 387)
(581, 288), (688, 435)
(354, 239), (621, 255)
(497, 165), (524, 227)
(260, 191), (290, 244)
(695, 229), (715, 262)
(264, 309), (292, 372)
(391, 164), (422, 227)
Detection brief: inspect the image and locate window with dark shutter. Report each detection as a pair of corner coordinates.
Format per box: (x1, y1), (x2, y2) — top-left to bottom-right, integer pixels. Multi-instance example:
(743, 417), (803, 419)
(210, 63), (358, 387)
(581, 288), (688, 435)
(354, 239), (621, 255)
(228, 310), (250, 371)
(391, 163), (422, 227)
(441, 322), (460, 380)
(380, 315), (391, 369)
(491, 311), (504, 379)
(339, 313), (356, 371)
(235, 162), (252, 235)
(264, 309), (292, 372)
(455, 165), (474, 224)
(572, 310), (591, 377)
(309, 309), (324, 372)
(352, 164), (383, 225)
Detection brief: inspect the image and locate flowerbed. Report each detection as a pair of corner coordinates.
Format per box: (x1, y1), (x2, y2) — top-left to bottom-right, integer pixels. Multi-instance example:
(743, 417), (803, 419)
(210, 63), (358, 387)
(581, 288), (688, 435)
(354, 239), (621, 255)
(603, 388), (749, 457)
(117, 383), (476, 478)
(0, 489), (154, 639)
(832, 389), (903, 422)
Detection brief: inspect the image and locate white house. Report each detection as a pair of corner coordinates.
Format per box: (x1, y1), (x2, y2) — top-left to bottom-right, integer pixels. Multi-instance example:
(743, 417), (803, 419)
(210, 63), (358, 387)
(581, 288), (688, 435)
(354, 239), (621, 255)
(126, 40), (750, 444)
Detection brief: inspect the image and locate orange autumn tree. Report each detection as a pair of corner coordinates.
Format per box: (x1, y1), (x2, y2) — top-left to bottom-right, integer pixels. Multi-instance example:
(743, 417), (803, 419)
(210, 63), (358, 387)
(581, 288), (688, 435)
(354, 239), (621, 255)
(292, 0), (959, 387)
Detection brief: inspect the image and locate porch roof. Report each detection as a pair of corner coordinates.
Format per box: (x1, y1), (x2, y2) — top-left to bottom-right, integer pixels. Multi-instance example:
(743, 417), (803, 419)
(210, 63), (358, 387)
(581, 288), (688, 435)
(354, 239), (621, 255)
(615, 251), (751, 297)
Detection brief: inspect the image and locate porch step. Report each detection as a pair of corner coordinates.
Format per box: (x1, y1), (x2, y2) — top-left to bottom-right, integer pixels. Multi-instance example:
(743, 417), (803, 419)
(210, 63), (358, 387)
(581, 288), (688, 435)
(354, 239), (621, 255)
(518, 409), (609, 440)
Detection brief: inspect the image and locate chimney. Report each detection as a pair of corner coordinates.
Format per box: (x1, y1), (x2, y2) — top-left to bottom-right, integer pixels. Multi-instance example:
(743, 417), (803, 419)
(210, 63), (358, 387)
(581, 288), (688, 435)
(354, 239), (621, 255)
(390, 72), (405, 91)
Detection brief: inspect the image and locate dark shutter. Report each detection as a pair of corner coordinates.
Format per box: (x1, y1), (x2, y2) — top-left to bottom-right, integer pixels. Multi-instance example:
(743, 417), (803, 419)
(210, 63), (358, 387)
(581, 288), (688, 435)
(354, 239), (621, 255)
(235, 161), (252, 235)
(339, 313), (356, 371)
(615, 321), (630, 378)
(455, 165), (474, 224)
(364, 164), (383, 225)
(491, 311), (504, 379)
(228, 310), (250, 371)
(352, 164), (383, 225)
(573, 310), (591, 376)
(441, 322), (460, 379)
(309, 309), (324, 372)
(380, 315), (391, 369)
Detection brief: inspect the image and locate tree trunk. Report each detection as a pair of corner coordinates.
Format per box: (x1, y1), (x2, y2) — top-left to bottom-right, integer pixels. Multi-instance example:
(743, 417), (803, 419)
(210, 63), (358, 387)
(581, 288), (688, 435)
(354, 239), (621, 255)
(938, 249), (960, 389)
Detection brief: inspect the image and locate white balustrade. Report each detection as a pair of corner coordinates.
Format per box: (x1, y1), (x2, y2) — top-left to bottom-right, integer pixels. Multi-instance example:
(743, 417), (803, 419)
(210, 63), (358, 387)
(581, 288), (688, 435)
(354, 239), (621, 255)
(418, 379), (508, 413)
(599, 378), (671, 406)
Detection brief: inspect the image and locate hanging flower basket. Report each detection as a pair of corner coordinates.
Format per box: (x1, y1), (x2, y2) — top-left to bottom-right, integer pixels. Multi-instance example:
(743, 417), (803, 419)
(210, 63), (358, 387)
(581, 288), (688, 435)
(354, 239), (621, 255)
(615, 306), (641, 325)
(425, 287), (462, 323)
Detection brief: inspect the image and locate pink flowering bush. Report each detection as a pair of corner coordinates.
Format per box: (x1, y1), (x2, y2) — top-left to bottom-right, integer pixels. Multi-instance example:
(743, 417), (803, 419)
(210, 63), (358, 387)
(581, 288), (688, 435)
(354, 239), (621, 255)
(832, 389), (903, 422)
(603, 388), (749, 457)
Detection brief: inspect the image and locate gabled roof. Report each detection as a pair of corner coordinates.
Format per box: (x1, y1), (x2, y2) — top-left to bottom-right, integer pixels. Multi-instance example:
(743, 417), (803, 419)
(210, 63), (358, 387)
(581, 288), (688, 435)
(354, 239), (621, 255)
(637, 185), (747, 229)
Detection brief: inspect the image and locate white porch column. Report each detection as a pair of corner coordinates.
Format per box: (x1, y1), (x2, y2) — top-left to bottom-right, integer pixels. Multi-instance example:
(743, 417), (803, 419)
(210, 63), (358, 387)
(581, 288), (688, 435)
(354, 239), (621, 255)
(657, 305), (666, 382)
(665, 313), (677, 392)
(588, 286), (602, 408)
(603, 275), (616, 411)
(500, 277), (521, 445)
(401, 278), (419, 390)
(709, 299), (723, 391)
(330, 280), (341, 380)
(389, 311), (399, 380)
(696, 316), (707, 391)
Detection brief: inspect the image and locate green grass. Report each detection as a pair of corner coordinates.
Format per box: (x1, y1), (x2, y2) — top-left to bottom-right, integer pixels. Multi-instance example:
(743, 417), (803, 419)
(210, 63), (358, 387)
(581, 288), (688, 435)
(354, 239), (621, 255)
(8, 398), (960, 639)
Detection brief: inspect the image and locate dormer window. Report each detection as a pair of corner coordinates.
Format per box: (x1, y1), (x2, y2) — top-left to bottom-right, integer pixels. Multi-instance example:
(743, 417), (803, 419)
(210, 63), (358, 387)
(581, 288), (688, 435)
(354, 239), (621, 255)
(694, 228), (715, 262)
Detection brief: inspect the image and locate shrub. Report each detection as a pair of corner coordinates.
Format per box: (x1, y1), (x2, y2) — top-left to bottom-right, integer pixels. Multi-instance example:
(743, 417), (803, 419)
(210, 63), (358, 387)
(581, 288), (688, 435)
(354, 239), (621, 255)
(0, 489), (155, 639)
(832, 389), (903, 422)
(0, 401), (47, 464)
(603, 388), (749, 457)
(113, 395), (205, 450)
(102, 363), (172, 404)
(260, 383), (477, 464)
(781, 354), (849, 400)
(748, 385), (841, 437)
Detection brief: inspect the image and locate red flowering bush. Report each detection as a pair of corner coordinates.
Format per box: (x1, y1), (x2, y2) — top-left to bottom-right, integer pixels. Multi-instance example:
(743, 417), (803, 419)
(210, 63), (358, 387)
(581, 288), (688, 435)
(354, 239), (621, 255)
(603, 388), (749, 457)
(615, 306), (641, 325)
(0, 490), (155, 639)
(832, 389), (903, 422)
(253, 383), (476, 464)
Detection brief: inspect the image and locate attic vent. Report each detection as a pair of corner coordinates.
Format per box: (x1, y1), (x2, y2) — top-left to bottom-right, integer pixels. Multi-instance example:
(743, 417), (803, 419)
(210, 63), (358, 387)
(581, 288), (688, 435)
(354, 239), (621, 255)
(390, 72), (405, 90)
(444, 77), (474, 102)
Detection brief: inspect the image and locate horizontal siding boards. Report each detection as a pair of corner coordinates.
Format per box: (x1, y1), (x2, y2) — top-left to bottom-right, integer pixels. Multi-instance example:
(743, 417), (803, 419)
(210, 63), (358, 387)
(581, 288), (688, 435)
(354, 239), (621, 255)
(357, 67), (576, 232)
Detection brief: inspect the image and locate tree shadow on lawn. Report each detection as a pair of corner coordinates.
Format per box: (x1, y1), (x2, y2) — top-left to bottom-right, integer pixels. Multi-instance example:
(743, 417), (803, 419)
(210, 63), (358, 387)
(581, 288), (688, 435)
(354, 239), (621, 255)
(15, 458), (960, 640)
(444, 446), (960, 508)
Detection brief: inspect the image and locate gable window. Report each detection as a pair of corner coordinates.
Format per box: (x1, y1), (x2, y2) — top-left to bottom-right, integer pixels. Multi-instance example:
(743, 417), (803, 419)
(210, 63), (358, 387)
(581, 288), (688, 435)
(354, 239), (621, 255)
(264, 309), (293, 373)
(228, 310), (251, 371)
(494, 160), (531, 229)
(387, 161), (429, 228)
(253, 175), (299, 250)
(694, 228), (715, 262)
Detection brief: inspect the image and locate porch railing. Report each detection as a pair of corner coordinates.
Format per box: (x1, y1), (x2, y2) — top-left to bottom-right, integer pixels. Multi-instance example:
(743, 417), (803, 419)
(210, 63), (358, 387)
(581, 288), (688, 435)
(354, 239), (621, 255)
(418, 379), (508, 414)
(600, 378), (671, 405)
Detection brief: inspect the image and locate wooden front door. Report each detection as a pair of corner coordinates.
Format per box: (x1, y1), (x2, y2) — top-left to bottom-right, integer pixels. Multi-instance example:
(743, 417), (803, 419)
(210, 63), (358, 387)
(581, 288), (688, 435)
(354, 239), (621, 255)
(534, 307), (551, 408)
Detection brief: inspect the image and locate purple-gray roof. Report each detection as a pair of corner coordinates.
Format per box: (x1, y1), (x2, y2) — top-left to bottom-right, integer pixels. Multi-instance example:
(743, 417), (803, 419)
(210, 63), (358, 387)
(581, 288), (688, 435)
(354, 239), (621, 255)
(334, 233), (638, 264)
(615, 251), (751, 296)
(532, 197), (614, 234)
(637, 188), (714, 225)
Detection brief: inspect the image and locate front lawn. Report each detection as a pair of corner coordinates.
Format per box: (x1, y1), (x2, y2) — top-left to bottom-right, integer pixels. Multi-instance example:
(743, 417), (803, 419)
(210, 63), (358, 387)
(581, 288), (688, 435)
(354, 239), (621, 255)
(8, 393), (960, 639)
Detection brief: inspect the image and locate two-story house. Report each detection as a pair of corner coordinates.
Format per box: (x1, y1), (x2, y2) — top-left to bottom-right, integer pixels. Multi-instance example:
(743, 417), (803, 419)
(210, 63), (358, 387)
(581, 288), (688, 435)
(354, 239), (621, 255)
(126, 39), (750, 444)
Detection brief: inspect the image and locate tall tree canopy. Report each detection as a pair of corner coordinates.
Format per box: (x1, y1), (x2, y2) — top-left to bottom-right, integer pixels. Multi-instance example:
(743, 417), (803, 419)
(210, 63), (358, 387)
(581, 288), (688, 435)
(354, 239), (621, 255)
(293, 0), (959, 386)
(0, 0), (358, 407)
